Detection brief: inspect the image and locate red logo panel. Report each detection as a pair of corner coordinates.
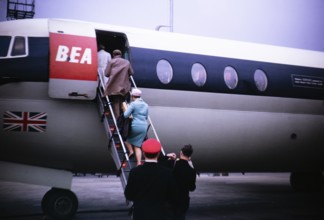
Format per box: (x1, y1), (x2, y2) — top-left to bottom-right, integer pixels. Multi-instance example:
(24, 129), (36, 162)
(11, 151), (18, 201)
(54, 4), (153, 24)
(50, 33), (97, 81)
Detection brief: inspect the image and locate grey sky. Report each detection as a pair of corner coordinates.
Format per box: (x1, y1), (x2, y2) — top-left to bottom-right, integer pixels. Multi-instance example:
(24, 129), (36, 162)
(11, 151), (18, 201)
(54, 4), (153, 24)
(1, 0), (324, 51)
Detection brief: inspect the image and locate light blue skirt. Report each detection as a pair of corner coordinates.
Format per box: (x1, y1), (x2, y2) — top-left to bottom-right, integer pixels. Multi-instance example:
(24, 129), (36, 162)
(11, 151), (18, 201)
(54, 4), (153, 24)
(127, 124), (147, 147)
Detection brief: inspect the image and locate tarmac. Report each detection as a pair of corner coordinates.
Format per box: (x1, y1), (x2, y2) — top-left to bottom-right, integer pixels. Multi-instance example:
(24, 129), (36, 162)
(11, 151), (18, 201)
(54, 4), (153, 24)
(0, 173), (323, 220)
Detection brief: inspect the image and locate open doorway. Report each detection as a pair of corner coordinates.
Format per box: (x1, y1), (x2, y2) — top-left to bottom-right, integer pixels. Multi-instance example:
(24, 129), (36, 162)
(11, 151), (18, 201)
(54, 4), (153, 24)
(95, 30), (132, 102)
(95, 30), (130, 60)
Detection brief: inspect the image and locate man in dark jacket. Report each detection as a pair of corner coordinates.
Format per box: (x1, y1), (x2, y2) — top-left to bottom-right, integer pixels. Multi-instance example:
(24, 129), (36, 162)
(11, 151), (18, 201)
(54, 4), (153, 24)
(173, 144), (197, 220)
(124, 139), (176, 220)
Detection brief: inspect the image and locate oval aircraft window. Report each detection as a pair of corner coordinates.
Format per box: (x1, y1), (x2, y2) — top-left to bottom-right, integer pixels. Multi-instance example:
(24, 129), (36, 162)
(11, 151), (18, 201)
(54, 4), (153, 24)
(224, 66), (238, 89)
(156, 59), (173, 84)
(191, 63), (207, 87)
(254, 69), (268, 92)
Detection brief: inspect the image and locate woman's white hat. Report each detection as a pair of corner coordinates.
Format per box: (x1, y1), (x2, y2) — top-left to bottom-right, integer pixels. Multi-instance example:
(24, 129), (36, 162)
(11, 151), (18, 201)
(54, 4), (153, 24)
(131, 88), (142, 96)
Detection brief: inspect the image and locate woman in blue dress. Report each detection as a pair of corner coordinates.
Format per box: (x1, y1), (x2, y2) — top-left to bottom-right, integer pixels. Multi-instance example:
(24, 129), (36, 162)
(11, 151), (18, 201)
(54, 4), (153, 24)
(123, 88), (148, 166)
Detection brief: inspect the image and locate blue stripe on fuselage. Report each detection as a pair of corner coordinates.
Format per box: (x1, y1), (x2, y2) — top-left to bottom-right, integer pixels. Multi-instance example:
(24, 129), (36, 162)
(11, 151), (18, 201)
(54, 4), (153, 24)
(130, 47), (324, 100)
(1, 37), (323, 101)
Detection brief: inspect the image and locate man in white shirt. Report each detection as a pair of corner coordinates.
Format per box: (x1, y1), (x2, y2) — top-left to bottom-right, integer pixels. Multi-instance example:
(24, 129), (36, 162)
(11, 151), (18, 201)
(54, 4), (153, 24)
(97, 44), (111, 85)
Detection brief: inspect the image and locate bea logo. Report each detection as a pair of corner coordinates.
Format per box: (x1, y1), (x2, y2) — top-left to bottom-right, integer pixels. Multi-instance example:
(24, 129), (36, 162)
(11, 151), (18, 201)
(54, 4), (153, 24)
(55, 45), (92, 64)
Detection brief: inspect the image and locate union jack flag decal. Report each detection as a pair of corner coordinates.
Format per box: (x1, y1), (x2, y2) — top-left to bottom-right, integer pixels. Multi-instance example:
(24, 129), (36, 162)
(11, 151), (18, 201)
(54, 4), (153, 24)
(3, 111), (47, 132)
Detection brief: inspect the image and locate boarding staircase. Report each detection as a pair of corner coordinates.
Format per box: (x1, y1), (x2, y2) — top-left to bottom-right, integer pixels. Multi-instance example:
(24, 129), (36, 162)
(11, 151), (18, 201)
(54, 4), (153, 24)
(96, 71), (165, 192)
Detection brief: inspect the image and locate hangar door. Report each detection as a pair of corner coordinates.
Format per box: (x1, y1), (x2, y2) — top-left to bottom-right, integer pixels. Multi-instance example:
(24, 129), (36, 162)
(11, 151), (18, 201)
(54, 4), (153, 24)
(48, 20), (98, 100)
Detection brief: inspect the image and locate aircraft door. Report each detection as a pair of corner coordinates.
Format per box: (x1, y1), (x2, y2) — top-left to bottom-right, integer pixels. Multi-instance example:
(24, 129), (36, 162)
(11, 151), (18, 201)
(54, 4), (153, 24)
(48, 20), (98, 100)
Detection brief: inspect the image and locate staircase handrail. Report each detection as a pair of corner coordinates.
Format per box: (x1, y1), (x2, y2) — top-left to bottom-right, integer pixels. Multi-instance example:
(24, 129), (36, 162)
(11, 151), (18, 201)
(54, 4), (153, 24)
(98, 70), (131, 161)
(130, 75), (165, 155)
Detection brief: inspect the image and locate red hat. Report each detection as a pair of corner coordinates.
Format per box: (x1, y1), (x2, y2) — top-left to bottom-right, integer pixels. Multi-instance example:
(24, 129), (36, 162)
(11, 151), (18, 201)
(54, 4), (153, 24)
(142, 138), (161, 154)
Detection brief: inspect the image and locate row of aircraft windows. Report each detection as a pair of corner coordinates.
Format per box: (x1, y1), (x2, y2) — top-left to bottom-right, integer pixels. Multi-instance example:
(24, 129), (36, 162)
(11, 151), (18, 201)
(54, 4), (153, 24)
(1, 36), (268, 92)
(156, 59), (269, 92)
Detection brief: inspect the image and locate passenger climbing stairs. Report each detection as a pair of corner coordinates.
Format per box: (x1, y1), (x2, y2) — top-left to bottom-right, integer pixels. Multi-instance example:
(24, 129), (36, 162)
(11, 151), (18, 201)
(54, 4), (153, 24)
(96, 72), (165, 193)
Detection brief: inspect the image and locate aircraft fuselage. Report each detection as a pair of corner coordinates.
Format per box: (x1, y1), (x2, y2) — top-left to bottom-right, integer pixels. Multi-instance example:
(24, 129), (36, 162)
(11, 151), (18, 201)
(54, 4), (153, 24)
(1, 18), (324, 176)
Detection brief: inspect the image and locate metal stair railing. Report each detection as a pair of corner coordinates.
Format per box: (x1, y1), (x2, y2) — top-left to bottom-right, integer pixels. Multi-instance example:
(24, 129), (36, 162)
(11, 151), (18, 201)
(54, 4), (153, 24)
(96, 71), (166, 193)
(129, 75), (165, 156)
(97, 70), (135, 190)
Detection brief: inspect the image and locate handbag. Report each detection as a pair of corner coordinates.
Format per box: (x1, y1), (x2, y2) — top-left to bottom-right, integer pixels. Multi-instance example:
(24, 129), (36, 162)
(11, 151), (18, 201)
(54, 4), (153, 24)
(117, 115), (132, 141)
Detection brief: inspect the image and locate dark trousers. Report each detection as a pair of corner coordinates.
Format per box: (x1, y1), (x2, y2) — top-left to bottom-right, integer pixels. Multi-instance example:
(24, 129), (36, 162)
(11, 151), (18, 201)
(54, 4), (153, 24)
(168, 198), (190, 220)
(174, 202), (189, 220)
(109, 95), (124, 119)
